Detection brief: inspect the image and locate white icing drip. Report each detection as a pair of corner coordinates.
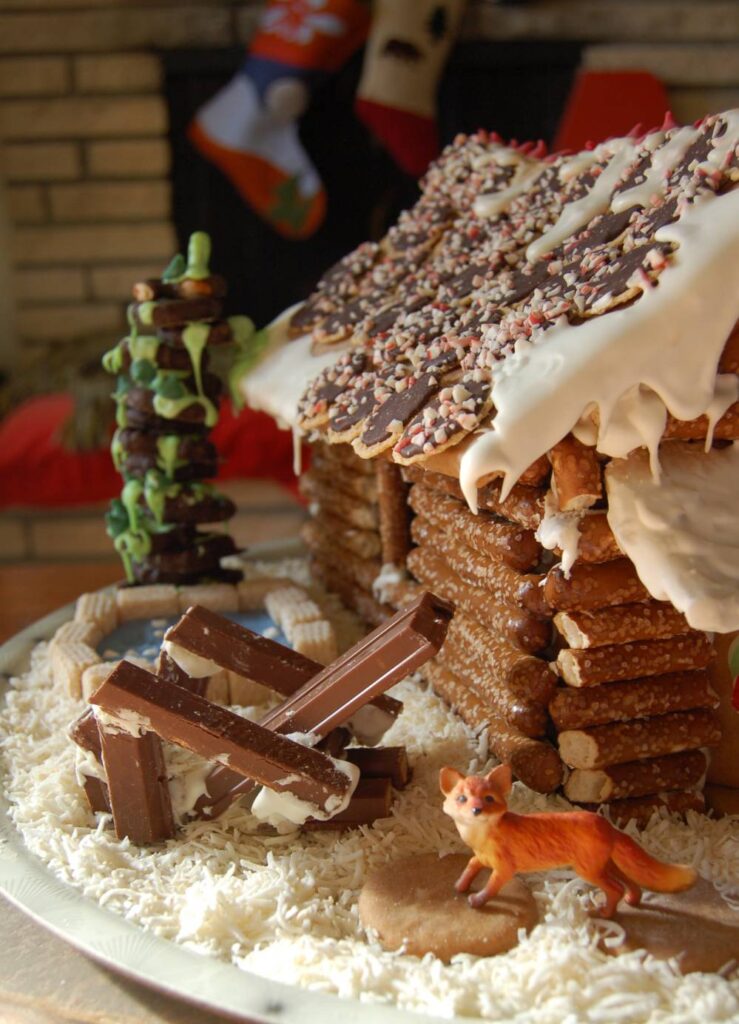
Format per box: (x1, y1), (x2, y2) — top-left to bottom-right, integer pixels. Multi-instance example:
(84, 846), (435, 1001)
(95, 706), (152, 738)
(250, 757), (359, 829)
(347, 703), (394, 746)
(605, 443), (739, 632)
(526, 139), (639, 262)
(558, 148), (603, 183)
(169, 763), (211, 824)
(74, 746), (105, 785)
(162, 639), (219, 679)
(372, 562), (407, 605)
(706, 109), (739, 169)
(535, 493), (582, 577)
(612, 126), (699, 213)
(596, 384), (667, 478)
(704, 373), (739, 450)
(473, 163), (544, 219)
(460, 186), (739, 510)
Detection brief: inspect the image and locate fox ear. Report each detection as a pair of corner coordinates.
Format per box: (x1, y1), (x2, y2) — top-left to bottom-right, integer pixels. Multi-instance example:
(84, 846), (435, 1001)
(486, 763), (513, 795)
(439, 766), (464, 795)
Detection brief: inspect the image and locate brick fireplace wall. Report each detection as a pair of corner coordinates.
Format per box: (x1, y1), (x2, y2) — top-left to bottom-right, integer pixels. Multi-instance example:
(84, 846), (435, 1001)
(0, 0), (737, 374)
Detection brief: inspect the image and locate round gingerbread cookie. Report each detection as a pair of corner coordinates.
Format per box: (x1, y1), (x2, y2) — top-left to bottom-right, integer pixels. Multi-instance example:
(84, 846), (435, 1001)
(358, 853), (539, 962)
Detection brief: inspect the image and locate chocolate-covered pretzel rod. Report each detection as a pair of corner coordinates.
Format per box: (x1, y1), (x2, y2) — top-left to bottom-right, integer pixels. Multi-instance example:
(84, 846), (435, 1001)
(554, 601), (690, 649)
(198, 592), (452, 817)
(548, 434), (603, 512)
(90, 660), (357, 815)
(408, 482), (540, 572)
(544, 558), (650, 612)
(406, 546), (551, 654)
(549, 669), (718, 731)
(556, 632), (714, 687)
(564, 749), (708, 803)
(411, 516), (548, 616)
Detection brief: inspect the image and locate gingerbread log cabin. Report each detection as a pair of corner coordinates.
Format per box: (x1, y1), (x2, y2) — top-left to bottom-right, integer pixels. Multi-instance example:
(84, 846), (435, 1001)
(238, 110), (739, 822)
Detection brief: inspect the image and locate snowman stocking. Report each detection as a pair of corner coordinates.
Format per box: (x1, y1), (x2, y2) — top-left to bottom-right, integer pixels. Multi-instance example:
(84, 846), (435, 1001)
(189, 0), (370, 239)
(355, 0), (467, 178)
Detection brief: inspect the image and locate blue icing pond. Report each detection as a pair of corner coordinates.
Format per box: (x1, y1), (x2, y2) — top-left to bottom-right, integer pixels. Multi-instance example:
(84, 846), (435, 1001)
(98, 611), (288, 662)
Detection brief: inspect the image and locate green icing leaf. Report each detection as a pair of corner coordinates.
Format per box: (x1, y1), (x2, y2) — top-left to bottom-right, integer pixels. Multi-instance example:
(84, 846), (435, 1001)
(130, 357), (156, 385)
(105, 498), (129, 539)
(162, 252), (186, 282)
(155, 373), (187, 400)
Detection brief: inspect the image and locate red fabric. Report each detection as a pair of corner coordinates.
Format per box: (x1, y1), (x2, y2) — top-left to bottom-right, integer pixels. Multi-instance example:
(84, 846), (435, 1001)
(0, 394), (298, 508)
(355, 97), (440, 178)
(554, 71), (671, 152)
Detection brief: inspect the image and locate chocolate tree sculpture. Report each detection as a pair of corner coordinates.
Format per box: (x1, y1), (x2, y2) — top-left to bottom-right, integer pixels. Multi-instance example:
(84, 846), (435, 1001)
(102, 232), (254, 585)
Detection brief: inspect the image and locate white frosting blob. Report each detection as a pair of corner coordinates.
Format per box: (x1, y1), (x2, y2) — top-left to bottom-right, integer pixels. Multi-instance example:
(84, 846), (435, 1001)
(162, 639), (220, 679)
(460, 185), (739, 509)
(239, 308), (348, 429)
(605, 443), (739, 632)
(250, 757), (359, 829)
(535, 493), (582, 577)
(347, 703), (395, 746)
(372, 562), (407, 605)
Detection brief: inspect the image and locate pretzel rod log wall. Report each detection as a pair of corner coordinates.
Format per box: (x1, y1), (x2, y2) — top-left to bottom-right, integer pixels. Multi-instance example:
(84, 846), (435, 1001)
(241, 112), (739, 819)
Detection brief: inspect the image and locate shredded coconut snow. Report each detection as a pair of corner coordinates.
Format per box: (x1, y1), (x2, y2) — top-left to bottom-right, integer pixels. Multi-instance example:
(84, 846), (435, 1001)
(1, 563), (738, 1023)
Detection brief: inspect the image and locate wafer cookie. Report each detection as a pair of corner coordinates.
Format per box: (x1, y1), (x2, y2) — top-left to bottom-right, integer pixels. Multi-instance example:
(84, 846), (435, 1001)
(51, 620), (103, 651)
(75, 591), (117, 636)
(424, 661), (563, 793)
(549, 670), (717, 731)
(116, 584), (179, 621)
(235, 576), (295, 611)
(177, 583), (238, 614)
(290, 620), (338, 666)
(558, 708), (721, 770)
(564, 749), (708, 803)
(51, 641), (101, 699)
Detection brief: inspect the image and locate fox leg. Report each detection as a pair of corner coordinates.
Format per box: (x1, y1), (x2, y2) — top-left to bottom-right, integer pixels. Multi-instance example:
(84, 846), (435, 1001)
(608, 860), (642, 907)
(468, 867), (512, 909)
(455, 856), (483, 894)
(590, 866), (625, 918)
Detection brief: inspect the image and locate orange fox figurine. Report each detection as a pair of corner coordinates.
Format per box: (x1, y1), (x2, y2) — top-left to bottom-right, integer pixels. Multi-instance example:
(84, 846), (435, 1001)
(440, 764), (697, 917)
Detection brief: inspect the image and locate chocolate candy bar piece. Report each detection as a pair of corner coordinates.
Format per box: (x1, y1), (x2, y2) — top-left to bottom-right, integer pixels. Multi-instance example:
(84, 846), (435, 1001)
(344, 746), (411, 789)
(98, 724), (175, 844)
(163, 604), (403, 721)
(303, 777), (393, 829)
(199, 592), (452, 817)
(90, 660), (357, 815)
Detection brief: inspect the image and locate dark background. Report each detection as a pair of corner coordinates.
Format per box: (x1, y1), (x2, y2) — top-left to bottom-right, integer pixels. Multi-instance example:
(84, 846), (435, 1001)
(165, 40), (581, 327)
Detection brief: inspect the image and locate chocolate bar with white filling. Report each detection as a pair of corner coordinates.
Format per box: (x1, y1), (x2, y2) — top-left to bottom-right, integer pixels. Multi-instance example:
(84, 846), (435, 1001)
(303, 777), (393, 829)
(98, 723), (175, 844)
(90, 660), (358, 816)
(162, 604), (403, 726)
(196, 592), (453, 818)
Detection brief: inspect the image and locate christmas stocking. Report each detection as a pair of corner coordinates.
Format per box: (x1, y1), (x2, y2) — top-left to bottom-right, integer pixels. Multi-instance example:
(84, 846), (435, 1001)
(355, 0), (467, 178)
(189, 0), (370, 239)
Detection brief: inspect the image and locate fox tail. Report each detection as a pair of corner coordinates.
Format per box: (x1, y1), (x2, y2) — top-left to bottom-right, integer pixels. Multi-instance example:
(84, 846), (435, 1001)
(612, 833), (696, 893)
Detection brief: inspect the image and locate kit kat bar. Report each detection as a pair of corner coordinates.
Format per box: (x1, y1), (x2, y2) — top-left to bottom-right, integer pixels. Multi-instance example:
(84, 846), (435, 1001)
(90, 660), (356, 815)
(259, 591), (453, 737)
(162, 604), (403, 721)
(198, 592), (451, 818)
(156, 649), (209, 696)
(98, 723), (175, 844)
(303, 777), (393, 830)
(69, 706), (102, 758)
(344, 746), (411, 789)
